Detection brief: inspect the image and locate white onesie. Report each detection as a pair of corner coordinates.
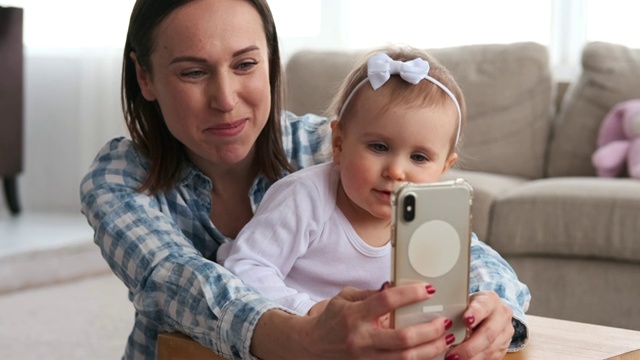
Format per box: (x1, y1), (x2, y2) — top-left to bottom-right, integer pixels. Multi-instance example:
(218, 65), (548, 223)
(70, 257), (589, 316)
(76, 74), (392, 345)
(220, 162), (391, 315)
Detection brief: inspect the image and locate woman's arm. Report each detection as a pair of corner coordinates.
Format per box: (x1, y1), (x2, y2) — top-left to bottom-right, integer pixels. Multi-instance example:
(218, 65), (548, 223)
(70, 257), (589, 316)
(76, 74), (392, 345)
(80, 138), (278, 359)
(468, 234), (530, 350)
(252, 284), (452, 360)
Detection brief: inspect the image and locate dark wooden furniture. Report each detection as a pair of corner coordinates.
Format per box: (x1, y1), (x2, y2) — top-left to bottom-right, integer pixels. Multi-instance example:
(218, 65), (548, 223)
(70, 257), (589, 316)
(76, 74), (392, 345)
(0, 6), (24, 215)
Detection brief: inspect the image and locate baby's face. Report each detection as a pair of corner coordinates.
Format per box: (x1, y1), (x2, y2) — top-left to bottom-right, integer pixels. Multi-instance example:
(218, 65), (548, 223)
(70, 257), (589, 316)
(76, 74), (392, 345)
(332, 92), (458, 221)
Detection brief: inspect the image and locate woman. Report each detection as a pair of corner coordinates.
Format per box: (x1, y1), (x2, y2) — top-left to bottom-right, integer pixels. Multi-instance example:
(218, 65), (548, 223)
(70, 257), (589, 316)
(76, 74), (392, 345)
(80, 0), (530, 359)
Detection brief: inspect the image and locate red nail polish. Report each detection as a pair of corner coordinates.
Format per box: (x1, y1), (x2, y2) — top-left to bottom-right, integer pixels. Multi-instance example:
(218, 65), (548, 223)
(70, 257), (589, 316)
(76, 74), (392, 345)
(425, 285), (436, 294)
(445, 354), (460, 360)
(444, 318), (452, 330)
(445, 333), (455, 345)
(465, 315), (475, 326)
(379, 281), (390, 291)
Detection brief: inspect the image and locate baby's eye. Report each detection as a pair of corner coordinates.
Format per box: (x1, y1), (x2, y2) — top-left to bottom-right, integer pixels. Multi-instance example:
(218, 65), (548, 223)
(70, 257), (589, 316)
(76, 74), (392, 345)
(411, 153), (429, 163)
(368, 143), (388, 152)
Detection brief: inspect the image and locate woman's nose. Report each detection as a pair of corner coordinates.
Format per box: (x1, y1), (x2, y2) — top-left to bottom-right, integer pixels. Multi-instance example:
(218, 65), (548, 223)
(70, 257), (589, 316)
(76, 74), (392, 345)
(209, 73), (238, 112)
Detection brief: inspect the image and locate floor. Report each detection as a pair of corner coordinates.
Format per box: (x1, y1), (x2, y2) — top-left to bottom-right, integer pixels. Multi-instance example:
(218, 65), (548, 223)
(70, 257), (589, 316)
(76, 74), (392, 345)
(0, 212), (109, 294)
(0, 212), (93, 258)
(0, 212), (133, 359)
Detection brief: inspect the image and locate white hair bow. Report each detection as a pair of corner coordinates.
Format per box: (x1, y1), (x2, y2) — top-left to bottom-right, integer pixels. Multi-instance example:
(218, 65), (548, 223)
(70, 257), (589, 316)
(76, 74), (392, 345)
(338, 51), (462, 146)
(367, 53), (430, 90)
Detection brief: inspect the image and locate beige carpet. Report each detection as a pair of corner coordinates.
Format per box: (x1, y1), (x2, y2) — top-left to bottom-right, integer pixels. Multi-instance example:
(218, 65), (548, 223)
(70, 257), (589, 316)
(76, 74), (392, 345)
(0, 273), (134, 360)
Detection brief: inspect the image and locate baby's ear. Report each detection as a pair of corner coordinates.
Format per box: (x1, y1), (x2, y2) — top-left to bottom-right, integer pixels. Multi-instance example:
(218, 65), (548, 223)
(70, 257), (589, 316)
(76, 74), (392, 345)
(442, 152), (458, 174)
(331, 120), (343, 163)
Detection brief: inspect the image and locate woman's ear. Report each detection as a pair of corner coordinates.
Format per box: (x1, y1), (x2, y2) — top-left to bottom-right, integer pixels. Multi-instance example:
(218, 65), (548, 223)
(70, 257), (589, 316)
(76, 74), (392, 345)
(331, 120), (343, 164)
(130, 51), (157, 101)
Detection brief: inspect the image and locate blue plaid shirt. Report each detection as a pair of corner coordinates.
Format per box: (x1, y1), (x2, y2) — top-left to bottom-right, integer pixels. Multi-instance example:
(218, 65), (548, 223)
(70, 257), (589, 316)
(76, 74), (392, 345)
(80, 111), (530, 360)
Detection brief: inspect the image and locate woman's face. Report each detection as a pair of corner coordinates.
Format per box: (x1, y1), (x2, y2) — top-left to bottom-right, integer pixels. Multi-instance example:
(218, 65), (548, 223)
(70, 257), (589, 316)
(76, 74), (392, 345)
(134, 0), (271, 171)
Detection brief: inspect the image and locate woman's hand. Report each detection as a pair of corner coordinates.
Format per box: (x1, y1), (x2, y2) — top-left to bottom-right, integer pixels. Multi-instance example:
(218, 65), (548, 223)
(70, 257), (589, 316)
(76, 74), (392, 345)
(307, 299), (330, 317)
(298, 283), (453, 360)
(445, 290), (514, 360)
(308, 299), (390, 329)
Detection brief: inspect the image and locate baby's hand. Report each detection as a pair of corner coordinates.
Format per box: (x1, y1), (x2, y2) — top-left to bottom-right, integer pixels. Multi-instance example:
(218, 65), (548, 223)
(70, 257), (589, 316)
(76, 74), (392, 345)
(307, 299), (330, 316)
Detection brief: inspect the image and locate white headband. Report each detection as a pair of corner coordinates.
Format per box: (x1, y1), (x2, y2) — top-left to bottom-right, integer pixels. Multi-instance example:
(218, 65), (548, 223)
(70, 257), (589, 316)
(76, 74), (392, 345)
(338, 52), (462, 146)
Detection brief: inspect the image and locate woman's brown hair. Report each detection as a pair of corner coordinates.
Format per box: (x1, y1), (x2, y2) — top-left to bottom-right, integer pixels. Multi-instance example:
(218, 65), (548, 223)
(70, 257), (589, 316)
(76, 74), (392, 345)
(122, 0), (292, 194)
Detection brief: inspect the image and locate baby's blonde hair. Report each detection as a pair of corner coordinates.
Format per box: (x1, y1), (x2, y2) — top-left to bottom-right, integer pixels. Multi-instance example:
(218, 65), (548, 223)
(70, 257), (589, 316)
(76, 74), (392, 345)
(327, 45), (467, 151)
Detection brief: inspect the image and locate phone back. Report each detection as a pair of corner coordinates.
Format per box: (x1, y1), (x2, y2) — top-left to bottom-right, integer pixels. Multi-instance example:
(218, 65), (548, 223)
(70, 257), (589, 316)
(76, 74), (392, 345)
(391, 179), (472, 343)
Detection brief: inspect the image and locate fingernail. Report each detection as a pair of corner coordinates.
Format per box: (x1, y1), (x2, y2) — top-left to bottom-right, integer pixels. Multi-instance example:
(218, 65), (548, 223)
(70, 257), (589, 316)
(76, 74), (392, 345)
(445, 333), (456, 345)
(425, 285), (436, 294)
(445, 354), (460, 360)
(379, 281), (390, 291)
(444, 318), (452, 330)
(465, 315), (475, 326)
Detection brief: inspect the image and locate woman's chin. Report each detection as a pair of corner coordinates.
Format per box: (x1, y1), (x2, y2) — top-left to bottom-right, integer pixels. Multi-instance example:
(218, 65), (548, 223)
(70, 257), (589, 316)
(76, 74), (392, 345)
(188, 145), (253, 168)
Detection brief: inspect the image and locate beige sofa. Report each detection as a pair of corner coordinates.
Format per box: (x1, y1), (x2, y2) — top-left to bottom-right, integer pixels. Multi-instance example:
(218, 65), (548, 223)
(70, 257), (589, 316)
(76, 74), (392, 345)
(284, 41), (640, 331)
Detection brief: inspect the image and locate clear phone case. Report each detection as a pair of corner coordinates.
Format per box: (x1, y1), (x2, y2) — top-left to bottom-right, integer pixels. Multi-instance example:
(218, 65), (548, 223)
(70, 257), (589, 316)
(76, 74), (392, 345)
(390, 179), (473, 344)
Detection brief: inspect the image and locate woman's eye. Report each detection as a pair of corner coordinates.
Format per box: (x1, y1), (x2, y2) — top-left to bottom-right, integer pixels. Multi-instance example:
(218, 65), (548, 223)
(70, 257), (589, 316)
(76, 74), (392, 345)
(411, 153), (429, 163)
(182, 70), (206, 79)
(237, 61), (258, 71)
(369, 143), (388, 152)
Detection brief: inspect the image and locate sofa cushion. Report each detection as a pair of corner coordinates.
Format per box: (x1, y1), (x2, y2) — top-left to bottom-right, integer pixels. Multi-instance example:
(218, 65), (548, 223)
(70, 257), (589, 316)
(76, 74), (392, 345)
(547, 42), (640, 177)
(285, 42), (553, 179)
(489, 177), (640, 263)
(284, 50), (360, 117)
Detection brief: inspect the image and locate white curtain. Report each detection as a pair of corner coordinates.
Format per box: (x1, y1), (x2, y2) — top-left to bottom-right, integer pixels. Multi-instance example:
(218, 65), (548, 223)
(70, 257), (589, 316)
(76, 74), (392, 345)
(0, 1), (131, 216)
(4, 47), (127, 215)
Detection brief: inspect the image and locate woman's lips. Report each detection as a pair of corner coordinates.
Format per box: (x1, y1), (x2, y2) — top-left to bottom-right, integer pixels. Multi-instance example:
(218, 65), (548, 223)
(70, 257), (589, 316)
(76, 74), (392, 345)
(206, 119), (248, 137)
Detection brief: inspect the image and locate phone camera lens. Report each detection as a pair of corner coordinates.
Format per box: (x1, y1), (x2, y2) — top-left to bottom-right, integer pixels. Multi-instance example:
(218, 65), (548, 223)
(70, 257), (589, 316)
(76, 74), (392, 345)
(403, 194), (415, 222)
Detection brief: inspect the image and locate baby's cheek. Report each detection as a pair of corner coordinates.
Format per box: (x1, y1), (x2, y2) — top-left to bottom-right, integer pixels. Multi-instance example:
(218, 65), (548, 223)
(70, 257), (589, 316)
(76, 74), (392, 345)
(342, 164), (369, 189)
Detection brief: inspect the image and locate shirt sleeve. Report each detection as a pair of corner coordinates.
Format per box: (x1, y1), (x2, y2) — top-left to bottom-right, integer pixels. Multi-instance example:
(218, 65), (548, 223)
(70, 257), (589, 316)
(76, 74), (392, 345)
(469, 233), (531, 351)
(79, 138), (279, 360)
(281, 111), (333, 170)
(223, 172), (322, 315)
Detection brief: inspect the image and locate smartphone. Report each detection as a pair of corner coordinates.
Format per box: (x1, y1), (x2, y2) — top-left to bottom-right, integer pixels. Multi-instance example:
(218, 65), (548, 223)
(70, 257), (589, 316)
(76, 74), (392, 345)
(390, 178), (473, 344)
